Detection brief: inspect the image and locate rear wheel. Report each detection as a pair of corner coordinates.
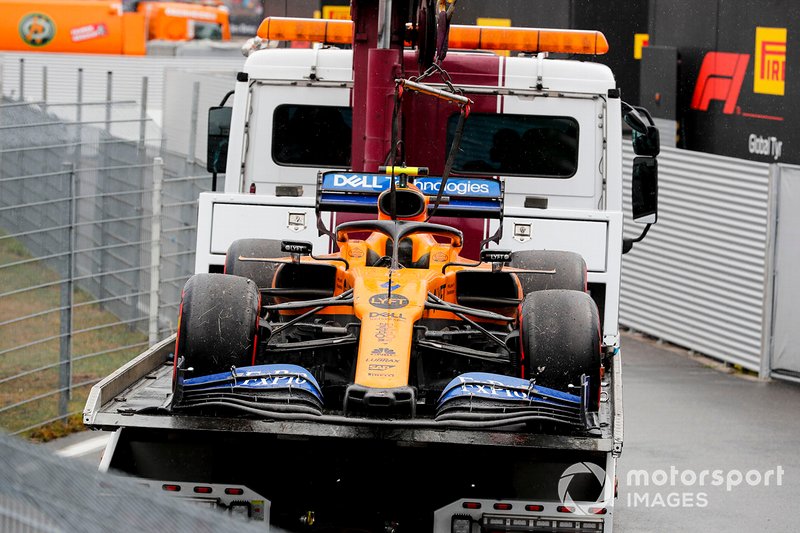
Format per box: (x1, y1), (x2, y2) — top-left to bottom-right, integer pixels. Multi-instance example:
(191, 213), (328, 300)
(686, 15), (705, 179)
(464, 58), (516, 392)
(520, 289), (601, 411)
(176, 273), (260, 376)
(225, 238), (286, 289)
(510, 250), (587, 295)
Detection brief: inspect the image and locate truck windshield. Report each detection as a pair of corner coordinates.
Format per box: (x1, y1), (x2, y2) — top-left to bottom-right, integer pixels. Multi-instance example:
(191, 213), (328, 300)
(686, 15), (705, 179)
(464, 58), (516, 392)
(272, 104), (352, 167)
(447, 113), (579, 178)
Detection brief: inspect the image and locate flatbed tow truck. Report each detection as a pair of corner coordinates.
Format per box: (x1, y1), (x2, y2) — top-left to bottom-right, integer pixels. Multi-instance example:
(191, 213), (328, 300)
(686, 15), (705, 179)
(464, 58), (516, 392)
(84, 2), (659, 531)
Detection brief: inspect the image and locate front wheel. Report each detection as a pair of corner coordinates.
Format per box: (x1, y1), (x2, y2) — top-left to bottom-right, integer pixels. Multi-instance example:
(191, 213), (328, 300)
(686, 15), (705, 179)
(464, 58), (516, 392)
(225, 238), (286, 289)
(175, 273), (260, 376)
(510, 250), (587, 295)
(519, 289), (601, 411)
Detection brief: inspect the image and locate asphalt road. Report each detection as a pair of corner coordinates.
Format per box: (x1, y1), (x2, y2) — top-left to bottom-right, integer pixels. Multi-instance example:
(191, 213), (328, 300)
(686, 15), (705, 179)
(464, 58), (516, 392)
(44, 333), (800, 531)
(616, 333), (800, 532)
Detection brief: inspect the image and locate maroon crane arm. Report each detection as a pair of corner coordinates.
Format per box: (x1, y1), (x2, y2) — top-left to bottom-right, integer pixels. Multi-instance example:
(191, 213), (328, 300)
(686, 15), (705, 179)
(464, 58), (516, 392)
(350, 0), (412, 172)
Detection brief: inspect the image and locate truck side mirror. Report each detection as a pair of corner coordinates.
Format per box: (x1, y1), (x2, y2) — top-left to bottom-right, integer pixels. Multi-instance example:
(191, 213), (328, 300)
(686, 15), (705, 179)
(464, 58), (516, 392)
(623, 104), (660, 157)
(207, 106), (232, 175)
(632, 157), (658, 224)
(632, 126), (660, 157)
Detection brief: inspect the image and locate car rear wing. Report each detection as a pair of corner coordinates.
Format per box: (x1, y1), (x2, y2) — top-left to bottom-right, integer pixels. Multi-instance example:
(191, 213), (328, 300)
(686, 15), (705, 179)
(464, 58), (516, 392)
(316, 171), (504, 219)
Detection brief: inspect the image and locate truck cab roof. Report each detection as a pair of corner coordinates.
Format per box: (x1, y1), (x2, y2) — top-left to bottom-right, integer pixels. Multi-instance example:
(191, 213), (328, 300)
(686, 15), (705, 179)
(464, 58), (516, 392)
(243, 47), (616, 95)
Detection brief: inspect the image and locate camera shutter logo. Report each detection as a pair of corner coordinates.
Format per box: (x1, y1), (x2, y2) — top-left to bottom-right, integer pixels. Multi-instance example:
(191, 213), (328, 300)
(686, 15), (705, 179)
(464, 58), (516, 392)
(19, 14), (56, 47)
(558, 462), (607, 513)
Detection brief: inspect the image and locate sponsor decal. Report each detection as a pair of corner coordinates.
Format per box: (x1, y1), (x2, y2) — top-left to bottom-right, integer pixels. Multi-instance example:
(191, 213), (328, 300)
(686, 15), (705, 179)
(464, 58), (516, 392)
(348, 247), (364, 258)
(415, 179), (491, 196)
(368, 311), (406, 320)
(432, 251), (448, 262)
(380, 281), (401, 291)
(367, 347), (398, 373)
(368, 363), (396, 372)
(754, 27), (786, 96)
(374, 322), (396, 343)
(19, 13), (55, 47)
(370, 347), (396, 356)
(240, 369), (309, 386)
(369, 293), (409, 309)
(332, 173), (384, 189)
(70, 23), (107, 43)
(323, 173), (500, 197)
(748, 134), (783, 160)
(690, 52), (750, 114)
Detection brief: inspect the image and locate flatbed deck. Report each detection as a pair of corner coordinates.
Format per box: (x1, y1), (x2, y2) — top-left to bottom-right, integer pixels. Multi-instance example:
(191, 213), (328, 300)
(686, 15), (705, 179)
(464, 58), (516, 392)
(84, 335), (621, 453)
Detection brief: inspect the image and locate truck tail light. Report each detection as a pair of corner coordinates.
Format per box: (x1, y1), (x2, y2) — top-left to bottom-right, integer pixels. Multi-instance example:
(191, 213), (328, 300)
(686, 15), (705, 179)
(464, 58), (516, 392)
(462, 501), (482, 509)
(162, 484), (181, 492)
(225, 487), (244, 495)
(557, 505), (574, 513)
(525, 504), (544, 512)
(193, 486), (212, 494)
(493, 503), (512, 510)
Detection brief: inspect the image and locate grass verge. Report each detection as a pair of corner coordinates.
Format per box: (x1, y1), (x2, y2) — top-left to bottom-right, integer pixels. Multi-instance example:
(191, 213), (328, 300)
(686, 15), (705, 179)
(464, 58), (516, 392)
(0, 232), (148, 441)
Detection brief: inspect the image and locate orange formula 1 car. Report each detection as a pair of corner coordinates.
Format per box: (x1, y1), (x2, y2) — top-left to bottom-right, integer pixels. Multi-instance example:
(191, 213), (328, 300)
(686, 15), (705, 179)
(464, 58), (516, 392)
(172, 168), (601, 431)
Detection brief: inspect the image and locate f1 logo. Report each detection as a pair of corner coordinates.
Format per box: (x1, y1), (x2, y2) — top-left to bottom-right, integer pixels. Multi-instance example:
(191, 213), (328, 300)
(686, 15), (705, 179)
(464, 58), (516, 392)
(690, 52), (750, 114)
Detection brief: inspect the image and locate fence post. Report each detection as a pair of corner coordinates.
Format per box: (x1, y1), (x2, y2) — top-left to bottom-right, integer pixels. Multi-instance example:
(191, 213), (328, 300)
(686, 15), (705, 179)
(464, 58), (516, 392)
(139, 77), (148, 149)
(105, 71), (113, 132)
(148, 158), (164, 345)
(42, 66), (47, 113)
(187, 81), (200, 166)
(18, 58), (24, 101)
(58, 162), (76, 418)
(76, 68), (83, 124)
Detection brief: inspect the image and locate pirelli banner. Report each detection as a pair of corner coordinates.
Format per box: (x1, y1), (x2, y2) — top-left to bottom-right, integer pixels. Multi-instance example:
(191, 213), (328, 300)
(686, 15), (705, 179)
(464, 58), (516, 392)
(648, 1), (799, 164)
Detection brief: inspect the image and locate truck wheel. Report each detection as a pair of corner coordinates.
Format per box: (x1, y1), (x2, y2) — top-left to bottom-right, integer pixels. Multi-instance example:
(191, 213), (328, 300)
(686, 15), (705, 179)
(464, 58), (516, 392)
(176, 273), (260, 376)
(510, 250), (587, 295)
(519, 289), (600, 411)
(224, 238), (286, 289)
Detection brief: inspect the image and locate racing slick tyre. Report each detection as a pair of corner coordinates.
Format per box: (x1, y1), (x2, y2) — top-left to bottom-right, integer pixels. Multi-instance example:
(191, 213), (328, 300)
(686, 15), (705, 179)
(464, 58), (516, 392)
(224, 238), (286, 290)
(510, 250), (587, 295)
(176, 273), (260, 376)
(520, 289), (601, 412)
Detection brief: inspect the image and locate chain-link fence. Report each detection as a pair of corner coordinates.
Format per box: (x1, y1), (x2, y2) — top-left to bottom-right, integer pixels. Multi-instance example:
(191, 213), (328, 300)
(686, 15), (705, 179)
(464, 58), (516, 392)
(0, 83), (210, 436)
(0, 433), (264, 533)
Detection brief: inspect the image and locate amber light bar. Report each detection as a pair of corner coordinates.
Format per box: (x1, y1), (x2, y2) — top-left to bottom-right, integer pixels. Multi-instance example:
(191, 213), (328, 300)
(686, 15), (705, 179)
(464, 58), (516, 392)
(257, 17), (353, 44)
(256, 17), (609, 55)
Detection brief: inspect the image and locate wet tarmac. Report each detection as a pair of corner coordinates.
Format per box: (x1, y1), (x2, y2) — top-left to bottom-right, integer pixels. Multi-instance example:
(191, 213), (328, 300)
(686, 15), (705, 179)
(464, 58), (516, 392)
(616, 333), (800, 532)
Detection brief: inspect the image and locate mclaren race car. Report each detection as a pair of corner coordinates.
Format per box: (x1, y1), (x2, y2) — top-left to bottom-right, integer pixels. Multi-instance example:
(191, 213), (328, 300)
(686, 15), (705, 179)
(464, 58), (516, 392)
(172, 168), (602, 432)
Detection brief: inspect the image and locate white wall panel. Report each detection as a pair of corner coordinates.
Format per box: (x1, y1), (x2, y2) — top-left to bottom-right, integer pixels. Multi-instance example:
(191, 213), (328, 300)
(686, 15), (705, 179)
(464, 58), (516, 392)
(620, 144), (771, 371)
